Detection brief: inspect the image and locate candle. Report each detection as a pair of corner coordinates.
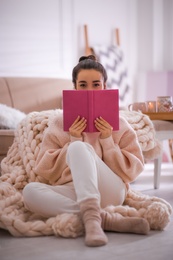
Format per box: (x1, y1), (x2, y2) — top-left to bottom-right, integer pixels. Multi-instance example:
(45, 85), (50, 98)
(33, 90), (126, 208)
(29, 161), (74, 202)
(146, 101), (156, 112)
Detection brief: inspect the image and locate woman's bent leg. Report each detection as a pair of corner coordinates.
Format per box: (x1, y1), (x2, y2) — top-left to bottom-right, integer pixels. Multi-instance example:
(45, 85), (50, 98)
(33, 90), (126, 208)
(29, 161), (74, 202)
(23, 182), (79, 218)
(66, 141), (100, 203)
(66, 141), (108, 247)
(95, 155), (127, 208)
(66, 141), (127, 208)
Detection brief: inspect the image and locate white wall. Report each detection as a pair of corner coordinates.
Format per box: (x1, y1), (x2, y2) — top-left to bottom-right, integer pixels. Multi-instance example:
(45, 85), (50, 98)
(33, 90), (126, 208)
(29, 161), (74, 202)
(136, 0), (173, 102)
(0, 0), (74, 78)
(0, 0), (173, 102)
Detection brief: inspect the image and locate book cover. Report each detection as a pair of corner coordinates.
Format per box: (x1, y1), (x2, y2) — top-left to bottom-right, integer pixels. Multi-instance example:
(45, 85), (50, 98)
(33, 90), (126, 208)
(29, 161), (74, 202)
(63, 89), (119, 132)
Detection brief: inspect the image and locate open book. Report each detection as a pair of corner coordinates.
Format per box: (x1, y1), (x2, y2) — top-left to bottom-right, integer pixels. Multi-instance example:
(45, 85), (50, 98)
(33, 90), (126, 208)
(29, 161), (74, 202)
(63, 89), (119, 132)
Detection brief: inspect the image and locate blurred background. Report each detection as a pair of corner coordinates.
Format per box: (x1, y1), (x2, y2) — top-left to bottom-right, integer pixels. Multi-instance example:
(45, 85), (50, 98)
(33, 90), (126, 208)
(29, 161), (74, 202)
(0, 0), (173, 102)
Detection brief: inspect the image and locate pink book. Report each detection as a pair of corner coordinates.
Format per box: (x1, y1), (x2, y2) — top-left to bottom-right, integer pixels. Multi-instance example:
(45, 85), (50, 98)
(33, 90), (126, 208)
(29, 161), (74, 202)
(63, 89), (119, 132)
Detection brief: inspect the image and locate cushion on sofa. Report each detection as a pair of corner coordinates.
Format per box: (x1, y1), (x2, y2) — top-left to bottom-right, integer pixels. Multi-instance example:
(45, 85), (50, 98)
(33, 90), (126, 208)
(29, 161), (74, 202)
(0, 104), (26, 129)
(6, 77), (73, 113)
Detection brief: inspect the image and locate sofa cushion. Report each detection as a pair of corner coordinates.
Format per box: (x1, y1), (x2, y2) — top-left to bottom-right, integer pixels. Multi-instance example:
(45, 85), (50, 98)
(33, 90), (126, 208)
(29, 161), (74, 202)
(6, 77), (73, 113)
(0, 104), (26, 129)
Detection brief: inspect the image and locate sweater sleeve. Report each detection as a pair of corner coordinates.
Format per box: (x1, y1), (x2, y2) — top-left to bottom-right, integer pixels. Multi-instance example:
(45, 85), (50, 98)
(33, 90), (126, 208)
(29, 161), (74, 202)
(34, 116), (71, 184)
(99, 117), (144, 183)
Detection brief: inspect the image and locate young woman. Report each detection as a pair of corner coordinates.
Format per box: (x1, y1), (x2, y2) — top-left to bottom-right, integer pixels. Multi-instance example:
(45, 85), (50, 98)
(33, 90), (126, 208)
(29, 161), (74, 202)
(23, 55), (149, 247)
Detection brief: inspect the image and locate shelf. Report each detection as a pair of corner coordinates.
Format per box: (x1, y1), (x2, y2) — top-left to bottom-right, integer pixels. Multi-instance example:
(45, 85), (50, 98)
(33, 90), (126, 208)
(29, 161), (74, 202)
(144, 112), (173, 120)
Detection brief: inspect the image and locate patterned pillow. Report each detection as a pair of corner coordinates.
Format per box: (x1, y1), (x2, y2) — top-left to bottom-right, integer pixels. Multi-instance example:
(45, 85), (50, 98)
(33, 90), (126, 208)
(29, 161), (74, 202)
(92, 44), (132, 108)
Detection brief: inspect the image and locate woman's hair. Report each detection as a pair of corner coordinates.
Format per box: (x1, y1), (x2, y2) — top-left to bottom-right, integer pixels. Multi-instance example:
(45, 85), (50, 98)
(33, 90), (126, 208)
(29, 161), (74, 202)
(72, 55), (107, 87)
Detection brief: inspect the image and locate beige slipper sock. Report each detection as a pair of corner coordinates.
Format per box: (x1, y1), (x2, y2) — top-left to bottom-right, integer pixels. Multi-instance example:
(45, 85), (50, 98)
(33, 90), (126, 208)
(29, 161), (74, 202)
(80, 198), (108, 247)
(101, 211), (150, 235)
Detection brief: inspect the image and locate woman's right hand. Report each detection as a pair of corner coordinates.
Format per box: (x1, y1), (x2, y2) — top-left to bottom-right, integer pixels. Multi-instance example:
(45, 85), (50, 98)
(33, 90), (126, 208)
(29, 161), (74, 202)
(69, 116), (87, 138)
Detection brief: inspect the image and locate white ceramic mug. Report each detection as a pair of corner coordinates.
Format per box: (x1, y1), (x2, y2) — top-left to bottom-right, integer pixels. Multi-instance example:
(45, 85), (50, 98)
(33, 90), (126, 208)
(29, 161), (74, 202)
(128, 102), (147, 113)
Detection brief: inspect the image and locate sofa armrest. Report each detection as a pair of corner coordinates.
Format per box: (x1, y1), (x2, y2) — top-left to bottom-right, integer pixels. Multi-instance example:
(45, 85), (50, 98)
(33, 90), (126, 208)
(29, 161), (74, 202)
(0, 78), (13, 107)
(0, 129), (15, 173)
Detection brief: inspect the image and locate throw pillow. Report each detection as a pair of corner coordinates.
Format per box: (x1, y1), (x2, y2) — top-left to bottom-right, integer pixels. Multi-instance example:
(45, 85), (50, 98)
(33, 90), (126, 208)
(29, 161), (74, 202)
(0, 103), (26, 129)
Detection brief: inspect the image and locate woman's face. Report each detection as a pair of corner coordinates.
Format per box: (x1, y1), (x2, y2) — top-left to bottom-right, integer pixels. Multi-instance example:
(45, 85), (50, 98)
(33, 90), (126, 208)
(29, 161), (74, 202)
(76, 69), (106, 90)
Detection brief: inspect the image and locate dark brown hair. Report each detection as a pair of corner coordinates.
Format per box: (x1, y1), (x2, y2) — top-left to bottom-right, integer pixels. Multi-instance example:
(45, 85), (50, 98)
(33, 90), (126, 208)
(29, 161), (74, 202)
(72, 55), (107, 88)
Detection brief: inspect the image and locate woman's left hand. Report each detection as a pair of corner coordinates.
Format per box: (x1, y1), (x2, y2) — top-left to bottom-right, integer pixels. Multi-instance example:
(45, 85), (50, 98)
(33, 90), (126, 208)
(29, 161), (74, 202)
(95, 117), (113, 139)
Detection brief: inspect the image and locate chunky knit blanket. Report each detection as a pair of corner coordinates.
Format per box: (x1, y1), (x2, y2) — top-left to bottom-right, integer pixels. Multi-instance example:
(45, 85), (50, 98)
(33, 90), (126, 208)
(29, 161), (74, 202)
(0, 109), (172, 237)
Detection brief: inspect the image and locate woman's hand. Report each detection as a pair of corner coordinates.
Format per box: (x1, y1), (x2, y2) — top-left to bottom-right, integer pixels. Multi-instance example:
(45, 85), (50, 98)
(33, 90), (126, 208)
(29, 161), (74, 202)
(95, 117), (113, 139)
(69, 116), (87, 138)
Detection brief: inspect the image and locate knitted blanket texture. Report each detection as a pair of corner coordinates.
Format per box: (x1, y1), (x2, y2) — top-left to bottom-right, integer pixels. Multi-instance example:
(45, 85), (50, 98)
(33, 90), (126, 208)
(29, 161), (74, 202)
(0, 109), (172, 237)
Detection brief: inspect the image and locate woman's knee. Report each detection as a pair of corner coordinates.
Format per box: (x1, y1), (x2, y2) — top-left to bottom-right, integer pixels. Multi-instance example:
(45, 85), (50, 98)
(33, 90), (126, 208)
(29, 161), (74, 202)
(23, 182), (40, 204)
(68, 141), (85, 153)
(67, 141), (94, 155)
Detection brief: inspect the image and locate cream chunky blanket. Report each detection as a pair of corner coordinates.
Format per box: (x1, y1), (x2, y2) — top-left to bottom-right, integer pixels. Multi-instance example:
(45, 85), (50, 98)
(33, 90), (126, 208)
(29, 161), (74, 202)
(0, 109), (172, 237)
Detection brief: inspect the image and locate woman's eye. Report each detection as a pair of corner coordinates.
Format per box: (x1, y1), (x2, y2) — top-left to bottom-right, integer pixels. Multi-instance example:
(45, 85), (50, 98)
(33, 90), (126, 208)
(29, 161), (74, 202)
(93, 83), (100, 87)
(80, 83), (86, 88)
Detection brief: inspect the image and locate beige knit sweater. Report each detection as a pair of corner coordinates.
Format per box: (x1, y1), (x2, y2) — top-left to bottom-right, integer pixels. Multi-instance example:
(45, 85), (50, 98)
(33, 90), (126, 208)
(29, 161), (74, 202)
(34, 111), (144, 187)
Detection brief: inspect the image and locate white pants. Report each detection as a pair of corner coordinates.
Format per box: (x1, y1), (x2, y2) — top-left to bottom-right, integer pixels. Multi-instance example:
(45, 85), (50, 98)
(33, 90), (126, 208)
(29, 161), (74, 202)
(23, 141), (126, 218)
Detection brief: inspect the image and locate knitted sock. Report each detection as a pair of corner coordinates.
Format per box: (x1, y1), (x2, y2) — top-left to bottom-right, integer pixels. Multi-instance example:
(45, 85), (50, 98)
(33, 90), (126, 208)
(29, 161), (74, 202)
(80, 198), (108, 247)
(101, 211), (150, 235)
